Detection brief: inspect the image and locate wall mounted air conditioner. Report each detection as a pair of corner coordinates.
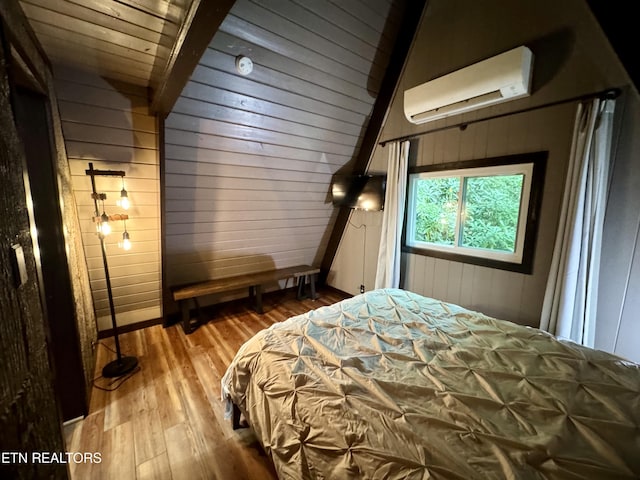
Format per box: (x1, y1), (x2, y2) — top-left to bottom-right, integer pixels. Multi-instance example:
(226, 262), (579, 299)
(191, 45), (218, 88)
(404, 46), (533, 124)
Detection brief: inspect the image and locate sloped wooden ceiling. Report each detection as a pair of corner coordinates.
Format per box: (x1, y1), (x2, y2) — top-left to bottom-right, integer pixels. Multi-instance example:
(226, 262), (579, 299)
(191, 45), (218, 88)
(164, 0), (408, 290)
(19, 0), (191, 88)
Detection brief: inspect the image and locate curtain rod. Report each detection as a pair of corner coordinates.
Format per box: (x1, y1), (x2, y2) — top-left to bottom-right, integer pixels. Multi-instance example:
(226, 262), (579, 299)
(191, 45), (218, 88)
(379, 87), (622, 147)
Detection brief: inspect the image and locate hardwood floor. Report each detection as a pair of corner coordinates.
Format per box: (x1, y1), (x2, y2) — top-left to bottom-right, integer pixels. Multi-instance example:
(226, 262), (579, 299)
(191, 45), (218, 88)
(64, 287), (348, 479)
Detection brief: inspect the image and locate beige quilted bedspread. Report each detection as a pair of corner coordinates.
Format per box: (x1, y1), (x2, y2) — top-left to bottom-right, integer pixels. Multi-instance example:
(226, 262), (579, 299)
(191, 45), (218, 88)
(222, 288), (640, 479)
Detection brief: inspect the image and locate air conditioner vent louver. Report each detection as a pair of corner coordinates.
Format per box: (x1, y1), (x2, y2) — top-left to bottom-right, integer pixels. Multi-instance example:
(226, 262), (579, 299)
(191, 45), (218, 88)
(404, 46), (534, 124)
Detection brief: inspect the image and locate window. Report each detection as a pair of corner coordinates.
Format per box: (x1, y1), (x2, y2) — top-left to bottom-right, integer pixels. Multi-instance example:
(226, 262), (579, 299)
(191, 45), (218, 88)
(404, 152), (546, 273)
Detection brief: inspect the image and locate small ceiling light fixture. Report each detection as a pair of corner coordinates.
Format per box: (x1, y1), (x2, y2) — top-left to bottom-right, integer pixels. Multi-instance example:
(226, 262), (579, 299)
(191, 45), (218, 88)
(235, 55), (253, 75)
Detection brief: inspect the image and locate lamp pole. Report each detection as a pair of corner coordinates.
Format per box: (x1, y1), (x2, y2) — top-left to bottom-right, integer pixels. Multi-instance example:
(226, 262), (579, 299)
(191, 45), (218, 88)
(86, 162), (138, 378)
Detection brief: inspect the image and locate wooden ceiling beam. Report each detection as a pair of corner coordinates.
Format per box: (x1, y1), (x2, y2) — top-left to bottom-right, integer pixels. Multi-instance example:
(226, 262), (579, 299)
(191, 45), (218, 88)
(151, 0), (235, 117)
(0, 0), (51, 89)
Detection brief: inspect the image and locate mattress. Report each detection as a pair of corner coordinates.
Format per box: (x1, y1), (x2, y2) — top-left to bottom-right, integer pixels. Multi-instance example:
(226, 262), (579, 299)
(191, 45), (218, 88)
(221, 288), (640, 479)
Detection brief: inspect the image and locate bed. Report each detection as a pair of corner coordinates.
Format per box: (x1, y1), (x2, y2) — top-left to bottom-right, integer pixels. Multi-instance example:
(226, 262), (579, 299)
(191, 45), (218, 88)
(221, 288), (640, 479)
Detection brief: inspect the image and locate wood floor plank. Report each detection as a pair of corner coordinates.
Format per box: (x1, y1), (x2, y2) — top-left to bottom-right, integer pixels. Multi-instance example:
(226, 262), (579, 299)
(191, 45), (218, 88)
(143, 324), (164, 346)
(189, 350), (235, 440)
(63, 420), (83, 478)
(64, 287), (349, 479)
(159, 327), (183, 376)
(209, 314), (247, 354)
(201, 322), (236, 366)
(63, 419), (82, 451)
(146, 340), (171, 378)
(232, 309), (271, 336)
(176, 376), (231, 477)
(137, 452), (172, 480)
(190, 349), (223, 405)
(198, 328), (234, 378)
(232, 434), (278, 480)
(130, 329), (149, 358)
(88, 344), (110, 412)
(164, 423), (208, 480)
(181, 324), (213, 350)
(103, 369), (145, 432)
(103, 394), (127, 435)
(228, 314), (259, 341)
(263, 307), (290, 325)
(154, 373), (186, 430)
(105, 421), (136, 479)
(72, 409), (105, 479)
(205, 443), (253, 480)
(132, 402), (166, 465)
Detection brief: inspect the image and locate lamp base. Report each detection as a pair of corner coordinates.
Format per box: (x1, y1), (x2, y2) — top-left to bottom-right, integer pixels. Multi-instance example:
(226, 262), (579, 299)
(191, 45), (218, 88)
(102, 356), (138, 378)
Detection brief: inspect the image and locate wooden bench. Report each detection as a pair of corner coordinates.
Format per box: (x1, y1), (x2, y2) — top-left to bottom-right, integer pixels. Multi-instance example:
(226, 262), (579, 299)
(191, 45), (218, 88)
(171, 265), (320, 334)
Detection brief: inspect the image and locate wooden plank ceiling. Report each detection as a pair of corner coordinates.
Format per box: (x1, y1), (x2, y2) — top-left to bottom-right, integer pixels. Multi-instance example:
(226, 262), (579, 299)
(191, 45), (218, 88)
(19, 0), (191, 88)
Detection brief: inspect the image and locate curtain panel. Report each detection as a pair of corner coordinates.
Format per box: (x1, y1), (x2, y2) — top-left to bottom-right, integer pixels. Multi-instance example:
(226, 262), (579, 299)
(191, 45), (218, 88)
(540, 98), (616, 346)
(375, 140), (410, 289)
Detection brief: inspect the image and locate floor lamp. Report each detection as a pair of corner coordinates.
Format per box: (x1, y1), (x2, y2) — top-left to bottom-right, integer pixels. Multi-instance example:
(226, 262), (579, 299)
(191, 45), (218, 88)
(86, 162), (138, 378)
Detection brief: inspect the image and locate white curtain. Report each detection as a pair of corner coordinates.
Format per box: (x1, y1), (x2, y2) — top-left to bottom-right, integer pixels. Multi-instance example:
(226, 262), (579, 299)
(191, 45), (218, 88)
(375, 140), (410, 289)
(540, 97), (616, 346)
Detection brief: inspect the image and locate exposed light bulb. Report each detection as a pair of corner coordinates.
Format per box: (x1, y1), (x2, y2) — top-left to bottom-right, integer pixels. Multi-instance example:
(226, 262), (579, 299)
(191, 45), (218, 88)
(120, 188), (130, 210)
(100, 212), (111, 236)
(122, 230), (131, 251)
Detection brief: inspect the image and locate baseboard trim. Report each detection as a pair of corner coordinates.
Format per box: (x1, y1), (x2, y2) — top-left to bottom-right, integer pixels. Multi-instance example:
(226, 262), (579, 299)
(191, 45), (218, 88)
(98, 317), (163, 339)
(97, 306), (162, 331)
(322, 285), (352, 298)
(62, 415), (85, 427)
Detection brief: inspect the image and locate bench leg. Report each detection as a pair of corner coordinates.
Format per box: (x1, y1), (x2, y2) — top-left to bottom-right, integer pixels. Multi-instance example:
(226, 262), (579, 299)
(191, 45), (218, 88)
(297, 274), (317, 300)
(179, 298), (201, 334)
(309, 272), (317, 300)
(255, 284), (263, 314)
(248, 285), (264, 314)
(180, 299), (192, 334)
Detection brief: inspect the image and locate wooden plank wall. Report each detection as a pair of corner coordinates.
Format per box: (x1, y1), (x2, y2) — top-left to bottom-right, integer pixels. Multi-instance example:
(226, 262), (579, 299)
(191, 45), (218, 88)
(330, 103), (574, 328)
(400, 105), (574, 326)
(164, 0), (403, 298)
(55, 67), (162, 330)
(327, 145), (387, 294)
(329, 0), (633, 327)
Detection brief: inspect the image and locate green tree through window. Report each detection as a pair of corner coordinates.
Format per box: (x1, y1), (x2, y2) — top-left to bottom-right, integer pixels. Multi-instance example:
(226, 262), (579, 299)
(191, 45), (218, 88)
(414, 177), (459, 245)
(461, 174), (524, 252)
(413, 174), (523, 252)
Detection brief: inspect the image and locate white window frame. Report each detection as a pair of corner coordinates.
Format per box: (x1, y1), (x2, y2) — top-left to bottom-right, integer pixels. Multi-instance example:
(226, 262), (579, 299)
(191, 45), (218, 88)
(406, 162), (534, 265)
